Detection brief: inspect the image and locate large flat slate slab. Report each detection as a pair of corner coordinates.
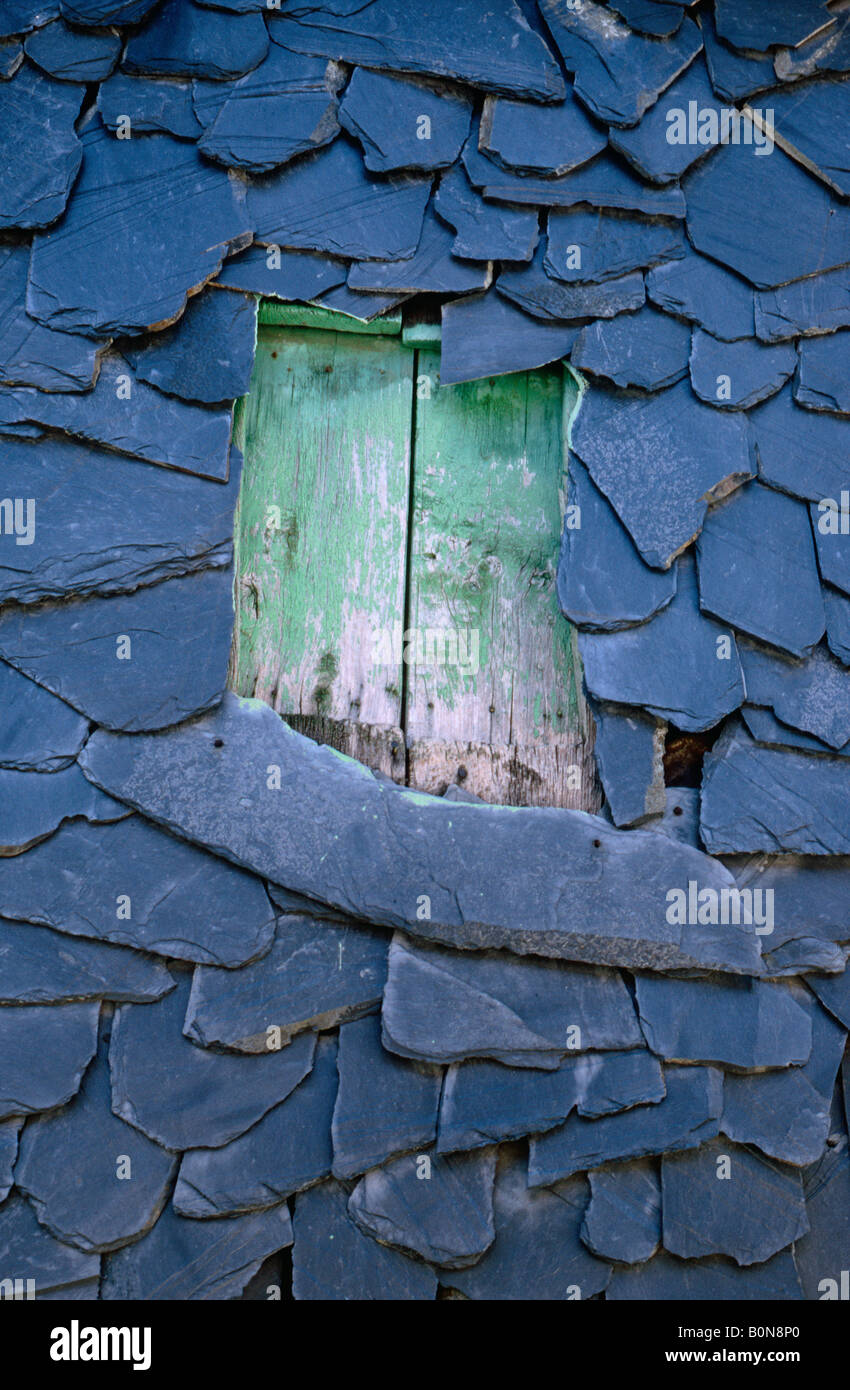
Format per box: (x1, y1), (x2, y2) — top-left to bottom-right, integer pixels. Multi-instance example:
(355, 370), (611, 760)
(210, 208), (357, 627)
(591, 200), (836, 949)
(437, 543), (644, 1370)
(0, 662), (87, 771)
(528, 1065), (723, 1185)
(0, 917), (172, 1004)
(173, 1034), (336, 1217)
(433, 165), (538, 263)
(696, 482), (825, 657)
(110, 973), (318, 1150)
(291, 1179), (437, 1301)
(184, 913), (389, 1052)
(635, 973), (812, 1070)
(27, 118), (250, 337)
(0, 244), (104, 392)
(0, 763), (128, 854)
(546, 208), (686, 285)
(662, 1137), (809, 1266)
(579, 553), (746, 731)
(701, 719), (850, 854)
(0, 63), (83, 231)
(580, 1158), (661, 1264)
(0, 815), (277, 967)
(439, 292), (577, 386)
(348, 1145), (497, 1269)
(272, 1), (565, 101)
(0, 1001), (98, 1119)
(0, 1191), (99, 1297)
(332, 1014), (441, 1178)
(381, 934), (642, 1070)
(124, 0), (269, 79)
(124, 289), (257, 405)
(79, 691), (762, 975)
(558, 454), (678, 631)
(0, 565), (234, 732)
(101, 1198), (293, 1300)
(571, 378), (754, 570)
(247, 135), (431, 260)
(340, 68), (471, 173)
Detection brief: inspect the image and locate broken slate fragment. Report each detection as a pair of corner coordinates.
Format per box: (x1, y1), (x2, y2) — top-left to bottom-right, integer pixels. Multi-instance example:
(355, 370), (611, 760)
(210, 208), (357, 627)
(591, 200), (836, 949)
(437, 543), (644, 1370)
(701, 719), (850, 854)
(825, 587), (850, 665)
(27, 119), (250, 337)
(0, 244), (104, 392)
(685, 135), (850, 288)
(755, 266), (850, 343)
(0, 814), (276, 967)
(173, 1035), (336, 1217)
(381, 934), (642, 1069)
(433, 165), (538, 263)
(184, 914), (388, 1053)
(768, 77), (850, 198)
(580, 1159), (661, 1265)
(572, 379), (753, 569)
(662, 1138), (809, 1266)
(0, 917), (172, 1005)
(314, 284), (408, 321)
(440, 292), (577, 386)
(479, 90), (605, 177)
(752, 386), (850, 501)
(438, 1049), (666, 1154)
(332, 1014), (441, 1179)
(474, 146), (686, 217)
(79, 691), (762, 976)
(537, 0), (701, 128)
(213, 244), (346, 302)
(590, 702), (667, 827)
(96, 74), (202, 139)
(558, 456), (678, 632)
(793, 1144), (850, 1300)
(348, 1146), (497, 1270)
(124, 0), (268, 79)
(271, 0), (565, 101)
(607, 0), (686, 39)
(690, 330), (796, 409)
(741, 705), (843, 756)
(700, 10), (778, 102)
(608, 1248), (803, 1300)
(247, 136), (431, 261)
(292, 1179), (437, 1301)
(124, 290), (257, 405)
(796, 331), (850, 415)
(714, 0), (832, 53)
(0, 764), (128, 854)
(15, 1037), (176, 1253)
(609, 56), (725, 183)
(24, 17), (119, 81)
(528, 1065), (723, 1185)
(0, 661), (87, 771)
(0, 1), (60, 36)
(198, 43), (340, 174)
(775, 11), (850, 81)
(110, 974), (317, 1151)
(445, 1150), (610, 1300)
(0, 1192), (99, 1296)
(635, 973), (812, 1070)
(348, 208), (490, 295)
(0, 566), (234, 733)
(571, 305), (691, 390)
(646, 251), (754, 341)
(696, 483), (824, 656)
(340, 68), (471, 173)
(546, 208), (685, 285)
(0, 1001), (98, 1119)
(498, 246), (645, 322)
(101, 1198), (292, 1301)
(738, 640), (850, 749)
(0, 62), (82, 230)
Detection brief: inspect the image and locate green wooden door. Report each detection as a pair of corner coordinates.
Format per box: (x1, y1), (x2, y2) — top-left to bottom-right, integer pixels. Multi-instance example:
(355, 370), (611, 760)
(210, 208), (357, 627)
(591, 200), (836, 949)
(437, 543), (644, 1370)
(230, 308), (598, 809)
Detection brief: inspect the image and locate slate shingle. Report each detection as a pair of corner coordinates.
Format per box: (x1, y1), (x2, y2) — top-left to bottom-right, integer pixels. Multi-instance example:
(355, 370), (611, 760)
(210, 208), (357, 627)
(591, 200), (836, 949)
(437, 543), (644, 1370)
(0, 62), (83, 231)
(689, 330), (796, 409)
(434, 165), (539, 263)
(348, 207), (490, 295)
(213, 244), (346, 302)
(646, 249), (754, 340)
(580, 1158), (661, 1264)
(0, 245), (105, 392)
(24, 17), (120, 82)
(478, 90), (605, 177)
(589, 702), (667, 826)
(124, 0), (269, 80)
(339, 68), (472, 173)
(635, 973), (812, 1070)
(796, 331), (850, 415)
(571, 305), (691, 391)
(0, 763), (128, 854)
(439, 291), (577, 386)
(0, 662), (87, 771)
(0, 917), (173, 1005)
(755, 266), (850, 343)
(123, 289), (257, 405)
(608, 1248), (803, 1299)
(0, 1001), (98, 1119)
(545, 208), (686, 285)
(608, 55), (725, 183)
(0, 1191), (99, 1296)
(96, 74), (202, 139)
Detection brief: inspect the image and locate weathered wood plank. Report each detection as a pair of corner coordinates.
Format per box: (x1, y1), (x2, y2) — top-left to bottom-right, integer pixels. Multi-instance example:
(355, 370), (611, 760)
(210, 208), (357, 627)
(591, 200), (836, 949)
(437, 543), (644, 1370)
(407, 732), (602, 810)
(230, 324), (414, 725)
(257, 302), (403, 334)
(285, 715), (406, 783)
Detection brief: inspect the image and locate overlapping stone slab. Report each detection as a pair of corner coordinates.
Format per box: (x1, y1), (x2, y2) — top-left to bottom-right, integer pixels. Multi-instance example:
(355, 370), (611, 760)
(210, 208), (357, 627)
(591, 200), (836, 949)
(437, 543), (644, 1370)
(247, 136), (431, 260)
(0, 917), (172, 1004)
(794, 1145), (850, 1300)
(499, 253), (645, 323)
(434, 166), (538, 263)
(272, 0), (565, 101)
(0, 764), (128, 854)
(589, 702), (667, 826)
(646, 250), (754, 340)
(0, 662), (87, 771)
(96, 74), (202, 138)
(581, 1159), (661, 1264)
(0, 814), (277, 967)
(768, 77), (850, 198)
(184, 914), (389, 1052)
(546, 208), (685, 285)
(332, 1014), (441, 1178)
(796, 331), (850, 415)
(714, 0), (832, 53)
(470, 145), (686, 217)
(0, 3), (60, 38)
(381, 934), (642, 1069)
(0, 566), (234, 732)
(700, 10), (777, 102)
(340, 68), (471, 173)
(444, 1151), (610, 1300)
(110, 973), (317, 1150)
(24, 17), (119, 81)
(537, 0), (701, 128)
(124, 0), (268, 80)
(438, 1049), (665, 1154)
(739, 641), (850, 749)
(724, 856), (850, 978)
(348, 1145), (497, 1269)
(753, 387), (850, 504)
(348, 208), (490, 295)
(635, 973), (812, 1070)
(701, 720), (850, 854)
(528, 1065), (723, 1185)
(608, 0), (686, 40)
(696, 483), (824, 656)
(213, 244), (346, 301)
(755, 267), (850, 342)
(609, 56), (724, 183)
(292, 1179), (437, 1301)
(572, 305), (691, 390)
(124, 290), (256, 405)
(689, 330), (796, 409)
(439, 292), (577, 385)
(0, 1191), (99, 1296)
(79, 692), (762, 975)
(0, 245), (104, 392)
(173, 1034), (336, 1216)
(571, 379), (753, 569)
(479, 90), (605, 178)
(27, 118), (250, 337)
(0, 62), (83, 230)
(608, 1248), (803, 1299)
(101, 1198), (292, 1300)
(775, 10), (850, 80)
(0, 1001), (98, 1118)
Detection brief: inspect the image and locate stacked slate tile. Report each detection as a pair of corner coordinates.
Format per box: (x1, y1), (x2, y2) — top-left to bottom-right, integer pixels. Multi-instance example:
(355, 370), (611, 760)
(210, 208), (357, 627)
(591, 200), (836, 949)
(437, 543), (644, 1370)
(0, 0), (848, 1303)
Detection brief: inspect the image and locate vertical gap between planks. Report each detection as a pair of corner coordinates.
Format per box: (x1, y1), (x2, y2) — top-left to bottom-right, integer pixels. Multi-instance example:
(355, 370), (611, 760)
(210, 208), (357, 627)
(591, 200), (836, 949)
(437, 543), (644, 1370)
(399, 345), (419, 785)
